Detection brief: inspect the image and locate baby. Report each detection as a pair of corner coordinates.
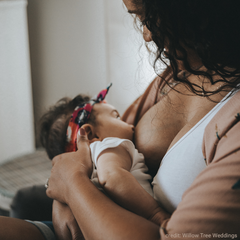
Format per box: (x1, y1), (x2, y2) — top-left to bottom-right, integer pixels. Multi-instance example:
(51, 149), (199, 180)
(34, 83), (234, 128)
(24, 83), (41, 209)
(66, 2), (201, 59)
(40, 84), (169, 225)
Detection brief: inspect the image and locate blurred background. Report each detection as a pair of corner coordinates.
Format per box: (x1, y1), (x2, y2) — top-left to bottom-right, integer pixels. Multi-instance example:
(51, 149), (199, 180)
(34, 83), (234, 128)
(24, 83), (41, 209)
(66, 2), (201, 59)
(0, 0), (157, 214)
(0, 0), (157, 165)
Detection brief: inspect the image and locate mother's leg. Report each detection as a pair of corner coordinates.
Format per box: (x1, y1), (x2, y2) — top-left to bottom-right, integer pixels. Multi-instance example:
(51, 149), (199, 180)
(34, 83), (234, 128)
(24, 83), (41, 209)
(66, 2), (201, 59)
(0, 216), (47, 240)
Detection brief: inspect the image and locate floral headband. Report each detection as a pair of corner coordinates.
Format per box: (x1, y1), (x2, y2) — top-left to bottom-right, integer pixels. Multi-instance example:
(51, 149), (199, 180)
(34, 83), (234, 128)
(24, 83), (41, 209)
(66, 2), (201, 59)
(65, 83), (112, 152)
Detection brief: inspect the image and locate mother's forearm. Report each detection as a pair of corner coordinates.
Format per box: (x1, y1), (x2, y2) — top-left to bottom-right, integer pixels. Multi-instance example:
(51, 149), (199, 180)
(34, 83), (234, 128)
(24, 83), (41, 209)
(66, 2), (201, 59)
(67, 174), (160, 240)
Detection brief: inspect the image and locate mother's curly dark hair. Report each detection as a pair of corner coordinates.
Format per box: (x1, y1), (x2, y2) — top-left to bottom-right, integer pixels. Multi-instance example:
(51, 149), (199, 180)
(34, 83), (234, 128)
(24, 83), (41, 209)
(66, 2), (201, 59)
(132, 0), (240, 96)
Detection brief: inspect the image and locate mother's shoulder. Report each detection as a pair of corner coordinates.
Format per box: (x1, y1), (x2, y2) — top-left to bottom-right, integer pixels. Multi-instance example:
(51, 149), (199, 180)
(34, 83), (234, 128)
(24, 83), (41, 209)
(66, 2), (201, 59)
(202, 90), (240, 164)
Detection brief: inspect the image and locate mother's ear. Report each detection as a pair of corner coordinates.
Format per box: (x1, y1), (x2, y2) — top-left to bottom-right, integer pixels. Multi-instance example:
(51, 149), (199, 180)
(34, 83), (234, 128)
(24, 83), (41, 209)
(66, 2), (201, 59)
(81, 124), (99, 143)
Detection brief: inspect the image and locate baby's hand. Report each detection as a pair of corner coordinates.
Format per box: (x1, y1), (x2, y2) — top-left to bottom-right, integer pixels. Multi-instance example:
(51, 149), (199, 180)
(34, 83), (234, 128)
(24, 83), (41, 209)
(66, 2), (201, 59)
(149, 208), (171, 226)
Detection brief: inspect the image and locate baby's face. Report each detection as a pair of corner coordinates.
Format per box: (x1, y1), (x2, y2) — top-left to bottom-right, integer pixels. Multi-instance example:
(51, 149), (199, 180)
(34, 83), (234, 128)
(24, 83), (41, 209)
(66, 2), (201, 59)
(93, 103), (134, 141)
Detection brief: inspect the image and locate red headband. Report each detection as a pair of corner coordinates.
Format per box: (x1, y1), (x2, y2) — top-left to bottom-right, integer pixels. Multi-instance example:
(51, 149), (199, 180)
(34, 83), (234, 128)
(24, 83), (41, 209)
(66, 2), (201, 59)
(65, 83), (112, 152)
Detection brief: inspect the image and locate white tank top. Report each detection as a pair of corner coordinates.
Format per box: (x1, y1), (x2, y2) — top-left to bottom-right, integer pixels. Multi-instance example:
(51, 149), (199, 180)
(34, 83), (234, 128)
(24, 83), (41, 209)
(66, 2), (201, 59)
(152, 91), (236, 213)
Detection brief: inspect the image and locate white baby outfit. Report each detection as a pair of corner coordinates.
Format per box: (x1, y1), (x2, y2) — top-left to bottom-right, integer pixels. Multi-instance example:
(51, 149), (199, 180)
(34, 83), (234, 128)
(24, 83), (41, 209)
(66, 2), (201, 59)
(90, 137), (153, 197)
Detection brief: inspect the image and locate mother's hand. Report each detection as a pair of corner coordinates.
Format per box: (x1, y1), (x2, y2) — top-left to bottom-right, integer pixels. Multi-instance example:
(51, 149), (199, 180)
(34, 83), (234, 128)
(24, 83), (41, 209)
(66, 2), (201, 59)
(46, 128), (93, 204)
(52, 200), (84, 240)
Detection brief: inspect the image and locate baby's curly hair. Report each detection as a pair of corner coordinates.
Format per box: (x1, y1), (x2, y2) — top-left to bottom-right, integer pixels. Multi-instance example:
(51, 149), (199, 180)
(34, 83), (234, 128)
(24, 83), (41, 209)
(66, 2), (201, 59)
(132, 0), (240, 96)
(39, 94), (94, 160)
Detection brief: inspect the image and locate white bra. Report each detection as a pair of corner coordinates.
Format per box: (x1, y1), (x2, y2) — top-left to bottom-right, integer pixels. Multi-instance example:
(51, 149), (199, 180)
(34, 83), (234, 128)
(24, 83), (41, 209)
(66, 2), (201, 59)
(152, 90), (237, 213)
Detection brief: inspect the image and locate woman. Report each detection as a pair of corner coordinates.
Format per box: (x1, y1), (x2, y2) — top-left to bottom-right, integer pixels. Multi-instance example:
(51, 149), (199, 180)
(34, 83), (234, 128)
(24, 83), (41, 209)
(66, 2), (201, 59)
(1, 0), (240, 239)
(46, 0), (240, 239)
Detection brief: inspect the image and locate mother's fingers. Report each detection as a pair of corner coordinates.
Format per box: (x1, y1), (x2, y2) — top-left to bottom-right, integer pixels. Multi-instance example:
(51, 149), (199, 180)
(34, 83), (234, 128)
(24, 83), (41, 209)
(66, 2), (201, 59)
(77, 128), (90, 149)
(76, 128), (93, 178)
(46, 128), (93, 203)
(52, 152), (61, 166)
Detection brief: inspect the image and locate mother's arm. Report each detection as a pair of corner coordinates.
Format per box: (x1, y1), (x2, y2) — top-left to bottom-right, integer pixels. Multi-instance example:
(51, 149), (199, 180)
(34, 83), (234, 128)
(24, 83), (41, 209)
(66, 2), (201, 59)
(46, 129), (161, 240)
(67, 171), (160, 240)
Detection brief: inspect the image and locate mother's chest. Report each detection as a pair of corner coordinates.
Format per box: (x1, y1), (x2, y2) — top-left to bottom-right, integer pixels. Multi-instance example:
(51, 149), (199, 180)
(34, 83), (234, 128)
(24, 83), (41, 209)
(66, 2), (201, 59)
(134, 91), (217, 176)
(134, 98), (187, 175)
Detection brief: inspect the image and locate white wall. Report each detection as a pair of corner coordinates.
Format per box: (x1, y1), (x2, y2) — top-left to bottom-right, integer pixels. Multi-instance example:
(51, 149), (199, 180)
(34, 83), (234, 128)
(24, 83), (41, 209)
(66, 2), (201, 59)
(28, 0), (156, 142)
(0, 0), (35, 164)
(104, 0), (156, 112)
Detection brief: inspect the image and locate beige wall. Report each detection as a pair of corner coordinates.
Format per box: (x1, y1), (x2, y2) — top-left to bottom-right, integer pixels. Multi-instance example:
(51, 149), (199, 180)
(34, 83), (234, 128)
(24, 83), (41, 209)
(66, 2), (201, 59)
(28, 0), (156, 146)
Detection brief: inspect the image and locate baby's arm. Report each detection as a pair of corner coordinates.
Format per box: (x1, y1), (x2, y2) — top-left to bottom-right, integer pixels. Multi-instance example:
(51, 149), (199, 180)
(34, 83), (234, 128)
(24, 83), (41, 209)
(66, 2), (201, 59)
(97, 145), (170, 225)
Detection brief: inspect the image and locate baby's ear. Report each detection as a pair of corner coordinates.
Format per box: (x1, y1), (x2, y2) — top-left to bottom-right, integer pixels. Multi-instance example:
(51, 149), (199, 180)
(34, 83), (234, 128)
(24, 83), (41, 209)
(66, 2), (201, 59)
(81, 124), (98, 142)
